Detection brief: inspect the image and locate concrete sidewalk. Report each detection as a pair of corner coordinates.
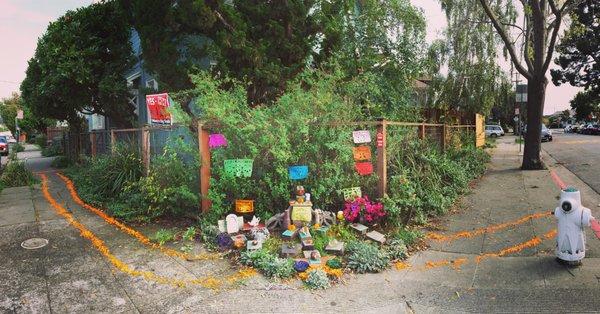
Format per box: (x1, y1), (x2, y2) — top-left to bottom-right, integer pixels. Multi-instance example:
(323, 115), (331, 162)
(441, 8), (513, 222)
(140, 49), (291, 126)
(1, 136), (600, 313)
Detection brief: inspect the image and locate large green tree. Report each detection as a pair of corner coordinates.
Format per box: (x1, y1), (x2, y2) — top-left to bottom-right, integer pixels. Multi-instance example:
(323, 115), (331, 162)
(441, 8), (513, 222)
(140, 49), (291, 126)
(21, 1), (135, 130)
(569, 90), (600, 121)
(0, 93), (54, 135)
(123, 0), (319, 106)
(476, 0), (583, 170)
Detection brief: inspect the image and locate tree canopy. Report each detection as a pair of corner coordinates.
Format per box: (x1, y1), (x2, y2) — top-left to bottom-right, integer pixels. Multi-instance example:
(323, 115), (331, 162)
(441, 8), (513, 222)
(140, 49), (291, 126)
(0, 93), (54, 135)
(570, 90), (599, 121)
(20, 1), (135, 129)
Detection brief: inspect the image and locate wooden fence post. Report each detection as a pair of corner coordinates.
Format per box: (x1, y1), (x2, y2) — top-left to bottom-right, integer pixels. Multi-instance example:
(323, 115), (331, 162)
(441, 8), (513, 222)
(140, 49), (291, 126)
(442, 124), (448, 152)
(376, 119), (388, 198)
(110, 129), (116, 154)
(197, 121), (211, 212)
(90, 132), (97, 157)
(419, 123), (425, 140)
(141, 127), (150, 176)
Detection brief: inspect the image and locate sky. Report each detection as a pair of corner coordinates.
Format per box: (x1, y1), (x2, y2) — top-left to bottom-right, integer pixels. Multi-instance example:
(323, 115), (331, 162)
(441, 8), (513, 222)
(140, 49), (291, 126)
(0, 0), (582, 115)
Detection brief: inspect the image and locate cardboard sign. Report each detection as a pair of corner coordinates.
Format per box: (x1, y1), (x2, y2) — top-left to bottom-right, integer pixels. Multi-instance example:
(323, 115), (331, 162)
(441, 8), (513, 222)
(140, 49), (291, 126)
(352, 146), (371, 161)
(355, 162), (373, 175)
(224, 159), (253, 177)
(341, 187), (362, 201)
(291, 204), (312, 222)
(352, 130), (371, 144)
(146, 93), (171, 124)
(209, 134), (228, 148)
(288, 165), (309, 180)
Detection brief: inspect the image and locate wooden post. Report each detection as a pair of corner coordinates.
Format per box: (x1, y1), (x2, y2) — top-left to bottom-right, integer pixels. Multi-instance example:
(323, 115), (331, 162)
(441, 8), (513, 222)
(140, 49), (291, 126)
(419, 123), (425, 140)
(90, 133), (97, 157)
(197, 121), (211, 212)
(442, 124), (448, 152)
(376, 119), (387, 198)
(141, 127), (150, 176)
(110, 129), (116, 154)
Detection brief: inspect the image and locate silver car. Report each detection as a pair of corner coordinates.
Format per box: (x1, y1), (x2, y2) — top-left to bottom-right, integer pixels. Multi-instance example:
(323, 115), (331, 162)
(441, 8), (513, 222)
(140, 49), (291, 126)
(485, 125), (505, 137)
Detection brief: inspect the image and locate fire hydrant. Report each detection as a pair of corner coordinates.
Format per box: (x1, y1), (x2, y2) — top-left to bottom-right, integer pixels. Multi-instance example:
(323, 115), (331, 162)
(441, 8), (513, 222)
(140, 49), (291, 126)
(554, 187), (599, 265)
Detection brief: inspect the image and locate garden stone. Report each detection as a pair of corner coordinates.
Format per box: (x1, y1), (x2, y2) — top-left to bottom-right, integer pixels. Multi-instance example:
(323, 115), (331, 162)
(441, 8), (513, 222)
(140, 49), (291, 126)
(303, 250), (321, 265)
(325, 239), (345, 255)
(301, 238), (314, 251)
(366, 231), (386, 244)
(226, 214), (239, 234)
(246, 240), (262, 251)
(350, 223), (368, 234)
(281, 243), (301, 258)
(218, 220), (226, 233)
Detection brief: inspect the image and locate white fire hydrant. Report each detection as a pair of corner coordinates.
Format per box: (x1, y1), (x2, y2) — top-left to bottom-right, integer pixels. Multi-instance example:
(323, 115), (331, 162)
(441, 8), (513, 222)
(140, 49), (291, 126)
(554, 187), (598, 265)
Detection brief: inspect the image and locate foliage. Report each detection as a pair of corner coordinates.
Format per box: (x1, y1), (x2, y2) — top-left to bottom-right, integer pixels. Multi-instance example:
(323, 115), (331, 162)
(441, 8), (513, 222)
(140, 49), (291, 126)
(312, 230), (330, 256)
(384, 136), (489, 225)
(568, 90), (600, 122)
(32, 135), (48, 149)
(189, 71), (378, 224)
(182, 226), (197, 242)
(13, 143), (25, 153)
(552, 1), (600, 96)
(327, 223), (357, 243)
(0, 161), (37, 188)
(262, 237), (284, 256)
(239, 249), (295, 279)
(41, 142), (62, 157)
(343, 195), (385, 224)
(0, 93), (53, 135)
(304, 269), (330, 290)
(346, 241), (390, 273)
(385, 238), (408, 261)
(199, 223), (220, 251)
(51, 156), (73, 169)
(20, 1), (135, 128)
(151, 229), (177, 245)
(392, 228), (423, 247)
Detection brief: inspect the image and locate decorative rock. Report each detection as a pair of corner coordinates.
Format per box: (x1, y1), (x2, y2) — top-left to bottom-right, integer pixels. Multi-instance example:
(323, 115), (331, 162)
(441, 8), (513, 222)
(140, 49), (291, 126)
(299, 226), (311, 239)
(237, 216), (245, 229)
(282, 229), (295, 239)
(325, 239), (345, 255)
(366, 230), (386, 244)
(303, 250), (322, 265)
(217, 233), (233, 249)
(294, 260), (309, 272)
(251, 227), (270, 242)
(266, 212), (284, 231)
(316, 225), (330, 235)
(281, 243), (301, 258)
(218, 220), (226, 233)
(321, 211), (337, 226)
(231, 234), (247, 249)
(350, 223), (369, 234)
(226, 214), (239, 234)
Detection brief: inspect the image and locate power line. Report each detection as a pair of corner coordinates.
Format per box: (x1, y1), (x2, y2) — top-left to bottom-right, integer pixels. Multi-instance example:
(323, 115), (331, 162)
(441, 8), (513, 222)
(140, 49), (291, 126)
(0, 80), (20, 85)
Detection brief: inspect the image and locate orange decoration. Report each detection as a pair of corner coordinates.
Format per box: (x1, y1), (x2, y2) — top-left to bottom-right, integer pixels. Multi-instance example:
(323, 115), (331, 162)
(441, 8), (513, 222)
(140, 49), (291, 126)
(235, 199), (254, 214)
(352, 146), (371, 161)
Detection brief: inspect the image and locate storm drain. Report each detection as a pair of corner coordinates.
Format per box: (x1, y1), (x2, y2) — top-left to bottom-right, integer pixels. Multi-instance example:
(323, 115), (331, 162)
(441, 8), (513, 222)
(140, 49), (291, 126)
(21, 238), (49, 250)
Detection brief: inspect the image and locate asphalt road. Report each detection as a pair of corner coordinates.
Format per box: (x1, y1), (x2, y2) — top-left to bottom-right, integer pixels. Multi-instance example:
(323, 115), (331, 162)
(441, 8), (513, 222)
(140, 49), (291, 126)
(543, 132), (600, 195)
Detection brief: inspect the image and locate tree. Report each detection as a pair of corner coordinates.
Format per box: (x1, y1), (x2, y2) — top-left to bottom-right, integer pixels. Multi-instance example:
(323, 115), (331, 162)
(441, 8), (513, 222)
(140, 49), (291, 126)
(0, 93), (53, 135)
(551, 1), (600, 94)
(123, 0), (319, 106)
(20, 1), (135, 130)
(476, 0), (583, 170)
(570, 90), (600, 121)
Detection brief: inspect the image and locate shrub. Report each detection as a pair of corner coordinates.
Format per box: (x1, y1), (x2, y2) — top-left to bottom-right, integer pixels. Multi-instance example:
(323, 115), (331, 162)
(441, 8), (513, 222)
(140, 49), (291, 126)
(182, 226), (197, 241)
(0, 161), (37, 188)
(13, 143), (25, 152)
(385, 238), (408, 260)
(151, 229), (177, 245)
(32, 135), (47, 149)
(239, 249), (295, 279)
(326, 257), (343, 269)
(51, 156), (72, 169)
(199, 223), (220, 250)
(304, 269), (330, 290)
(41, 142), (62, 157)
(346, 241), (390, 273)
(392, 228), (423, 247)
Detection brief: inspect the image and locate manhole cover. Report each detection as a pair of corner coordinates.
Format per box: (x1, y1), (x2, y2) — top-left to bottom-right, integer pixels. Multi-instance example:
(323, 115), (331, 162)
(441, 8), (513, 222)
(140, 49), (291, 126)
(21, 238), (49, 250)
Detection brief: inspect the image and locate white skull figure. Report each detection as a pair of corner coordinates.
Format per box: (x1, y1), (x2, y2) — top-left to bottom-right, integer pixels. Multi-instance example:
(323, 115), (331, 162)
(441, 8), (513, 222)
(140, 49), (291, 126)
(555, 188), (594, 263)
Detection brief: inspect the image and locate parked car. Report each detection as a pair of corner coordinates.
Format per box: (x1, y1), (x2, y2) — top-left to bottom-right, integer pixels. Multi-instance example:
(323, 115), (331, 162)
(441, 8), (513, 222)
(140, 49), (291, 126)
(584, 124), (600, 135)
(522, 124), (553, 142)
(564, 124), (573, 133)
(485, 125), (505, 137)
(7, 135), (16, 143)
(0, 136), (9, 156)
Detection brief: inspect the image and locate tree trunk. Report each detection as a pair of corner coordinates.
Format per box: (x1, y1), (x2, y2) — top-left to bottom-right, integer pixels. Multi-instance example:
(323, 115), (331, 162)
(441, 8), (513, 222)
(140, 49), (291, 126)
(521, 75), (547, 170)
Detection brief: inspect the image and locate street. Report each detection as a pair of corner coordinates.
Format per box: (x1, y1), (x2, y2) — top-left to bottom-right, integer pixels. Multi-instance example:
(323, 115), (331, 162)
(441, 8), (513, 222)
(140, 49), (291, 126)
(1, 138), (600, 313)
(543, 132), (600, 195)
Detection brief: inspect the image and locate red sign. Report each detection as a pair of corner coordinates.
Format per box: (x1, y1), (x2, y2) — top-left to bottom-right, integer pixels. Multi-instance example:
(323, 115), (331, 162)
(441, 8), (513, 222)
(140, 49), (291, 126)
(355, 162), (374, 176)
(146, 93), (171, 124)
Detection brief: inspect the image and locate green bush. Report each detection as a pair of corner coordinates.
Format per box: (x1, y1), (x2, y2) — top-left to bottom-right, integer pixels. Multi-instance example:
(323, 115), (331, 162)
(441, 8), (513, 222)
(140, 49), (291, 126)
(0, 161), (37, 188)
(391, 228), (423, 247)
(32, 135), (48, 148)
(385, 238), (408, 260)
(51, 156), (73, 168)
(13, 143), (25, 153)
(304, 269), (330, 290)
(346, 241), (390, 273)
(151, 229), (177, 245)
(41, 141), (62, 157)
(199, 223), (220, 251)
(239, 249), (295, 279)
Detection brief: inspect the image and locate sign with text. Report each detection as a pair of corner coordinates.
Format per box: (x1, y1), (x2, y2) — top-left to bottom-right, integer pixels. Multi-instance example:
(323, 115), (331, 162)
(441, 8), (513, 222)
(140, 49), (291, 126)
(146, 93), (171, 124)
(16, 110), (23, 119)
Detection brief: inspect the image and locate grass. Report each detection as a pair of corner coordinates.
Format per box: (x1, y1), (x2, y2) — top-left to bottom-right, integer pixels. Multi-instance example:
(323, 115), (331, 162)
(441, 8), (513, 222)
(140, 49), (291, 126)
(515, 138), (524, 144)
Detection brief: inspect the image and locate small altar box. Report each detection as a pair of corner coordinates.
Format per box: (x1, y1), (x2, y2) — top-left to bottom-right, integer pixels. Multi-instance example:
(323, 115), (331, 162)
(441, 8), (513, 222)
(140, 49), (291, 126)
(298, 226), (311, 239)
(291, 202), (313, 223)
(301, 237), (315, 251)
(282, 229), (296, 239)
(281, 244), (302, 258)
(366, 231), (386, 244)
(303, 250), (322, 265)
(350, 223), (369, 234)
(316, 225), (330, 235)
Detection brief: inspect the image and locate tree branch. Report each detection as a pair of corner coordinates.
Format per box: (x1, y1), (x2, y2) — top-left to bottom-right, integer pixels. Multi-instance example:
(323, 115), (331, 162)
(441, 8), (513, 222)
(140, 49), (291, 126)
(542, 12), (562, 72)
(523, 19), (534, 72)
(477, 0), (532, 79)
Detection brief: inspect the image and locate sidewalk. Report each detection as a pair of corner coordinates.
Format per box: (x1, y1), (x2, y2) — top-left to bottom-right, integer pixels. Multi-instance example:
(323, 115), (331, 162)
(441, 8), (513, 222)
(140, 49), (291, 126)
(1, 136), (599, 313)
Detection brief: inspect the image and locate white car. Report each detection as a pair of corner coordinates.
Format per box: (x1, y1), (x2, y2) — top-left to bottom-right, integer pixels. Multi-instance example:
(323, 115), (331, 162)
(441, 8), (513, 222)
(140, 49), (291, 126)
(485, 125), (505, 137)
(7, 135), (16, 143)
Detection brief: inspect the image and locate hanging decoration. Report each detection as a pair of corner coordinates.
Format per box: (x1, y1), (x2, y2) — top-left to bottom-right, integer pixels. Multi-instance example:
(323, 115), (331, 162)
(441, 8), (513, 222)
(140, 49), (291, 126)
(341, 187), (362, 201)
(209, 134), (228, 148)
(376, 132), (384, 147)
(288, 165), (309, 180)
(352, 146), (371, 161)
(352, 130), (371, 144)
(224, 159), (254, 177)
(355, 162), (373, 176)
(235, 200), (254, 215)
